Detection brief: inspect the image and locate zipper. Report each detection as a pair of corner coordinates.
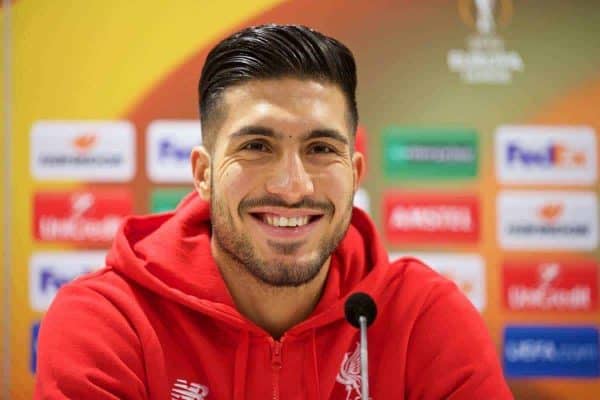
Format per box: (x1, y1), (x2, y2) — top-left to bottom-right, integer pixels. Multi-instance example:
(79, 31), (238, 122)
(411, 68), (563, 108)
(270, 340), (283, 400)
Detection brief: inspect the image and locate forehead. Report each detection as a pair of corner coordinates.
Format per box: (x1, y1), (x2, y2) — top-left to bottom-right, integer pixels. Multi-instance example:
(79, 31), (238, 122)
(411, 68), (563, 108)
(215, 78), (351, 140)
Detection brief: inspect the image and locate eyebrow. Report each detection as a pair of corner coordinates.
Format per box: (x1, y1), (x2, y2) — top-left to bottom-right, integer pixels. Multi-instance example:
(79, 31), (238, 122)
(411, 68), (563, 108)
(229, 125), (349, 145)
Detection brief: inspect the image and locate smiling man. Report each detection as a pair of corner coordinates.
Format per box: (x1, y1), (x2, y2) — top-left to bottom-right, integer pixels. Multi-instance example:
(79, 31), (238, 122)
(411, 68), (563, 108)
(35, 24), (513, 399)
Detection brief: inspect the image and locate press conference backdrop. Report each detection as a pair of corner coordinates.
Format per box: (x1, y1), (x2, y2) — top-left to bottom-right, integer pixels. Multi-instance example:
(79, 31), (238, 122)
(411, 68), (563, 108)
(2, 1), (600, 398)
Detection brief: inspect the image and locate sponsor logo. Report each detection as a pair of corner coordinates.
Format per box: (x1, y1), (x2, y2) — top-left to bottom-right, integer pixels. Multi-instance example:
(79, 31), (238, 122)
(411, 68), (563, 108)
(171, 379), (209, 400)
(448, 0), (524, 84)
(353, 188), (370, 214)
(391, 252), (486, 311)
(30, 120), (135, 181)
(146, 120), (202, 183)
(33, 190), (133, 244)
(495, 125), (597, 185)
(384, 193), (479, 244)
(30, 322), (40, 374)
(503, 261), (598, 312)
(383, 127), (478, 180)
(503, 325), (600, 378)
(335, 342), (362, 400)
(150, 189), (191, 213)
(29, 251), (105, 312)
(497, 191), (598, 250)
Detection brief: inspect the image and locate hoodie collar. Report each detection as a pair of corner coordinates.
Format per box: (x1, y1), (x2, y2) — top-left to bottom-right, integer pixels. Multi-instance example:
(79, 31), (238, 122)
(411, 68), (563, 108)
(106, 191), (389, 329)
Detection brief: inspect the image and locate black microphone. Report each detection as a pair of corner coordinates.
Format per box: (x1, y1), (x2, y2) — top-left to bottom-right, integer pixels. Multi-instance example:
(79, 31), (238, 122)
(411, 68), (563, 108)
(344, 292), (377, 400)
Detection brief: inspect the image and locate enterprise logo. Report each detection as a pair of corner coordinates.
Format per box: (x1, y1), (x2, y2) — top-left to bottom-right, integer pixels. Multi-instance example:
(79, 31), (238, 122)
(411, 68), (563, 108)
(495, 125), (597, 185)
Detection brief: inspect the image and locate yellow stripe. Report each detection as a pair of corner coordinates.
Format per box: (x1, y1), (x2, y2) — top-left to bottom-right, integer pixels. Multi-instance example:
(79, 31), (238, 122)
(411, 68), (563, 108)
(13, 0), (284, 120)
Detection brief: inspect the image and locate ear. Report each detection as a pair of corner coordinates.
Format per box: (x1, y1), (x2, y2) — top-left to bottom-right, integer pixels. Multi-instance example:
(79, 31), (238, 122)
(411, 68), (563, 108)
(351, 151), (365, 193)
(191, 145), (211, 200)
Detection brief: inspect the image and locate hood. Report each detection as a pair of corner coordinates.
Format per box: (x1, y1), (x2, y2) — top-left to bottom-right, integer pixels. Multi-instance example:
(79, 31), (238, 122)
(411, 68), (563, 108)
(106, 190), (391, 333)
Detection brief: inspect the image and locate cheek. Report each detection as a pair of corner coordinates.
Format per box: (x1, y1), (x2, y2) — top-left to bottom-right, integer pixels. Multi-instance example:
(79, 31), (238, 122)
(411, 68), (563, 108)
(314, 164), (355, 198)
(217, 164), (257, 203)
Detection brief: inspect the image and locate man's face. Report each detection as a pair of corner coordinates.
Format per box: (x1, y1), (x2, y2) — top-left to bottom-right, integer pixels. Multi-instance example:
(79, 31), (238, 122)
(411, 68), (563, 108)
(198, 78), (364, 287)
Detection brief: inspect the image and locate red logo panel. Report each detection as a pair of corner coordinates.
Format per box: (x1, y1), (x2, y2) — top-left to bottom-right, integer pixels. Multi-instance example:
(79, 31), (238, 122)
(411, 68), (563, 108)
(33, 189), (133, 245)
(383, 192), (479, 244)
(502, 261), (598, 312)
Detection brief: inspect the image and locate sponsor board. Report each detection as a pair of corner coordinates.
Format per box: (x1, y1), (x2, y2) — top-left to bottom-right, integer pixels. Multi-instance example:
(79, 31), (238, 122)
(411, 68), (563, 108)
(30, 120), (135, 181)
(502, 260), (598, 312)
(146, 120), (202, 183)
(495, 125), (597, 185)
(33, 190), (133, 244)
(497, 191), (598, 250)
(382, 127), (478, 180)
(353, 188), (370, 214)
(384, 192), (479, 244)
(30, 322), (40, 374)
(29, 251), (105, 312)
(503, 325), (600, 378)
(390, 252), (486, 311)
(447, 0), (524, 84)
(151, 189), (191, 213)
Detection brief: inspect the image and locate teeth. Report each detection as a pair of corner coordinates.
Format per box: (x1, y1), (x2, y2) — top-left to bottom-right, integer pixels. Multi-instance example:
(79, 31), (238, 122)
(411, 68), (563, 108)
(264, 215), (309, 227)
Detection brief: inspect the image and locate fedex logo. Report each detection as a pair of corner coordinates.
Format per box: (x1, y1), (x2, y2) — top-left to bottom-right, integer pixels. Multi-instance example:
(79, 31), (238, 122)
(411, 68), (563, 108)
(506, 142), (586, 167)
(159, 139), (191, 161)
(384, 192), (479, 244)
(29, 251), (105, 311)
(503, 260), (598, 312)
(495, 125), (597, 185)
(147, 120), (202, 183)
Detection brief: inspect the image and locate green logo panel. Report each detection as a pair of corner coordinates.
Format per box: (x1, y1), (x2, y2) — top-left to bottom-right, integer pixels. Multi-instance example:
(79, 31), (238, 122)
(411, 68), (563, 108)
(151, 188), (191, 213)
(382, 127), (478, 180)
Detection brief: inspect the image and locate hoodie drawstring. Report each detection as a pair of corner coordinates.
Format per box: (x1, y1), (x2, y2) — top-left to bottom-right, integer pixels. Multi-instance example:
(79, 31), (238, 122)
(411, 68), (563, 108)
(307, 329), (321, 399)
(233, 331), (249, 400)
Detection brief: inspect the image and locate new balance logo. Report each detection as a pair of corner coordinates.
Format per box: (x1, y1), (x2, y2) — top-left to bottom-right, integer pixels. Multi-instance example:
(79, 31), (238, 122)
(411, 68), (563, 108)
(171, 379), (209, 400)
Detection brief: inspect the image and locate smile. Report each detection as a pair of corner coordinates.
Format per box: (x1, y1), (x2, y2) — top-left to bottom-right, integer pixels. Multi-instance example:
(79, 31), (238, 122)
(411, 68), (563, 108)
(247, 208), (325, 239)
(263, 215), (309, 227)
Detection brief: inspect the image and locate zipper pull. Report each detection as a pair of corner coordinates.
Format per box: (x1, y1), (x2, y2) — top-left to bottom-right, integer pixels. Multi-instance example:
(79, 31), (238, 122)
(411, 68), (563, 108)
(271, 340), (283, 370)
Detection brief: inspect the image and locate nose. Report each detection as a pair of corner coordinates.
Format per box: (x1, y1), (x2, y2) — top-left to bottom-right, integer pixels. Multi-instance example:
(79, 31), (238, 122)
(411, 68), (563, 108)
(265, 152), (314, 203)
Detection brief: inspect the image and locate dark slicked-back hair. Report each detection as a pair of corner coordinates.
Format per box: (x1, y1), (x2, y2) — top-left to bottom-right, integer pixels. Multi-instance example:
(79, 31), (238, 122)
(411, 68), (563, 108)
(198, 24), (358, 152)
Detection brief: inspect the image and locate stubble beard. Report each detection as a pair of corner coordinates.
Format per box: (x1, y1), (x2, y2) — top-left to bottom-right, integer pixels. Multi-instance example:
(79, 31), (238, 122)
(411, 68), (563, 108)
(210, 186), (354, 288)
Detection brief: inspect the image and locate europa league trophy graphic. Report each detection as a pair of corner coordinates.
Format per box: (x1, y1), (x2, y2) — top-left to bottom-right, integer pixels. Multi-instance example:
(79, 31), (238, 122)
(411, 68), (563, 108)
(475, 0), (496, 35)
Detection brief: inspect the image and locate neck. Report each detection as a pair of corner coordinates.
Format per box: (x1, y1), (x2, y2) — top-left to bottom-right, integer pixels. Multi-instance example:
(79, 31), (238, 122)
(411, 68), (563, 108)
(212, 241), (330, 339)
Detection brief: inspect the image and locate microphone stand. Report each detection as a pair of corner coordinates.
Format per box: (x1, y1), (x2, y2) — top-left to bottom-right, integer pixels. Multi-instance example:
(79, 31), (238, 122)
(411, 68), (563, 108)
(359, 315), (369, 400)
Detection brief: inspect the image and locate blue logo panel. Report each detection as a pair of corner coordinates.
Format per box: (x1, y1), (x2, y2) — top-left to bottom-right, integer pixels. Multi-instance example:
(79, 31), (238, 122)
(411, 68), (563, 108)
(503, 325), (600, 378)
(30, 322), (41, 374)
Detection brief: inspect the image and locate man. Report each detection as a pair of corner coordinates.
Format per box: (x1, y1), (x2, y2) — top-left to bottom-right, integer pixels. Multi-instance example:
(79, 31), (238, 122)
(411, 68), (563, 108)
(35, 24), (513, 399)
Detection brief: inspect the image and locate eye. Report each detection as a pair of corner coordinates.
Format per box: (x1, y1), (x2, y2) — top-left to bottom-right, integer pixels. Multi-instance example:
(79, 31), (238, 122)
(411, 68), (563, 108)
(308, 143), (336, 154)
(241, 140), (270, 152)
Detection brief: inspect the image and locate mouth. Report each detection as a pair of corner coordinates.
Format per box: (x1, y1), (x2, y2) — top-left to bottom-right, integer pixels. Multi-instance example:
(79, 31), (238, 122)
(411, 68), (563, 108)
(247, 208), (325, 239)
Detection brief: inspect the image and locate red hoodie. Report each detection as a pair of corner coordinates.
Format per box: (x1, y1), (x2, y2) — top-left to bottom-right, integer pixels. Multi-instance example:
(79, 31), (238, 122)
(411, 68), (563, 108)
(35, 192), (513, 399)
